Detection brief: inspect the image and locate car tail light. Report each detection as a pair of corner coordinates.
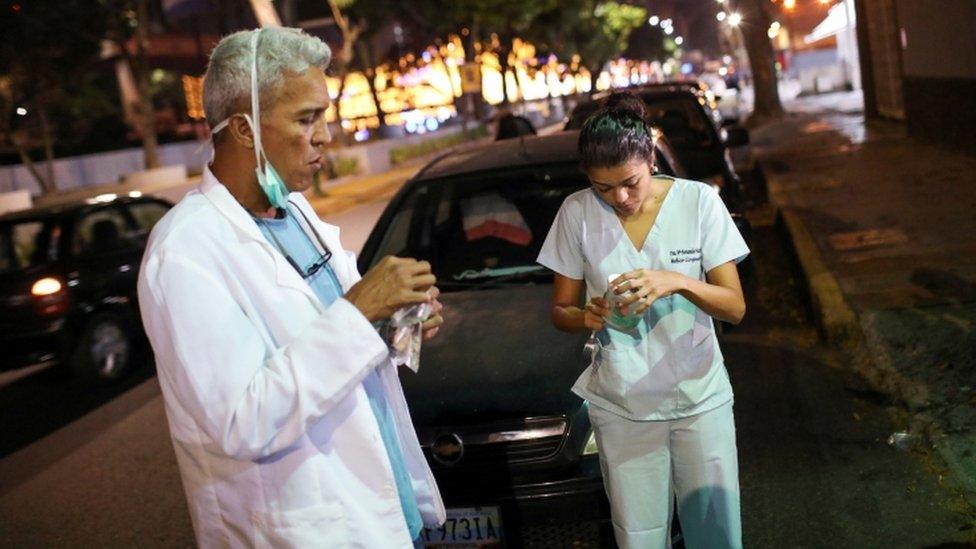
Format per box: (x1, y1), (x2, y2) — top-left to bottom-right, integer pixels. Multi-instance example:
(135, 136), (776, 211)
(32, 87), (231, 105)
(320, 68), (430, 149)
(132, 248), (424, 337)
(31, 277), (62, 296)
(31, 277), (69, 316)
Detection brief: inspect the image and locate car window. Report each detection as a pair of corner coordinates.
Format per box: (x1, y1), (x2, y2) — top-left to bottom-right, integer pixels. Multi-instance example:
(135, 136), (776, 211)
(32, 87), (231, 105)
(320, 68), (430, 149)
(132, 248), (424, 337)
(641, 96), (715, 148)
(0, 219), (58, 272)
(371, 187), (425, 260)
(370, 166), (589, 289)
(127, 201), (170, 233)
(565, 104), (599, 130)
(74, 207), (135, 255)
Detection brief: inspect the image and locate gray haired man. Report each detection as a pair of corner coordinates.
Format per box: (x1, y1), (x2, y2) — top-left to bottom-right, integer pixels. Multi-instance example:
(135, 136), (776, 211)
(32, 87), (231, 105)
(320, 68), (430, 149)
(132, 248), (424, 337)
(138, 27), (446, 547)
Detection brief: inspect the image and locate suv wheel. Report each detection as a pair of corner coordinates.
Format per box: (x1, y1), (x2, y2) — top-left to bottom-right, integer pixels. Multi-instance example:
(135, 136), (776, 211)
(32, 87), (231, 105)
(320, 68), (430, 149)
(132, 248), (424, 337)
(71, 313), (133, 383)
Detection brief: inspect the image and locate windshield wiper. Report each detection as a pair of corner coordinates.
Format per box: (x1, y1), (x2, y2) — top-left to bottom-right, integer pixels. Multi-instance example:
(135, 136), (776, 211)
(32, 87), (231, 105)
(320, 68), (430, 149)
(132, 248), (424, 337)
(438, 265), (551, 290)
(452, 265), (546, 281)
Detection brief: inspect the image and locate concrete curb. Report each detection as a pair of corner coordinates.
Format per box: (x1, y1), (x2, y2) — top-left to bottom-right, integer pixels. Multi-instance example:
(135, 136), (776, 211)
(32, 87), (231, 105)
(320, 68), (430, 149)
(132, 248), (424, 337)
(776, 208), (860, 344)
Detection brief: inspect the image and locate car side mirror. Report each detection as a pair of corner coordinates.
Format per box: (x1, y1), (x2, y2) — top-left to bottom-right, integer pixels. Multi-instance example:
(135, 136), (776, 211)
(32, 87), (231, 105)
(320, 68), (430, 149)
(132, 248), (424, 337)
(724, 126), (750, 147)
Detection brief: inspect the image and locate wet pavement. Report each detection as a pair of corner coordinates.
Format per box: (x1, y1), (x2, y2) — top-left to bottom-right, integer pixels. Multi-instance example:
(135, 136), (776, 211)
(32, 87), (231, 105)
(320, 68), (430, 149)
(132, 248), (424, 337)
(753, 90), (976, 512)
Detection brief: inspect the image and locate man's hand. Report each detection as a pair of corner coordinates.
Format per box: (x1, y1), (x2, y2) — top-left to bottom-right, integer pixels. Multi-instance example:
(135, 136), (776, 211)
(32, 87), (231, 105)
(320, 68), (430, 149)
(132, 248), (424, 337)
(583, 296), (611, 331)
(421, 286), (444, 341)
(612, 269), (688, 315)
(346, 256), (436, 322)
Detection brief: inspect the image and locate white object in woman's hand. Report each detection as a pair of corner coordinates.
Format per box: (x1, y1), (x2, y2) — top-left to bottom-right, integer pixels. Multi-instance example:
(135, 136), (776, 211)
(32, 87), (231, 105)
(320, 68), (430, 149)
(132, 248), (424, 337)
(612, 269), (688, 315)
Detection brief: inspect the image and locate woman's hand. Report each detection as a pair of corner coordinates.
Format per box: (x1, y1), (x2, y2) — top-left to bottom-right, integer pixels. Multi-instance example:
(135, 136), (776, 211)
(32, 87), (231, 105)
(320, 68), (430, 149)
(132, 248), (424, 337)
(612, 269), (689, 315)
(421, 286), (444, 341)
(583, 296), (612, 331)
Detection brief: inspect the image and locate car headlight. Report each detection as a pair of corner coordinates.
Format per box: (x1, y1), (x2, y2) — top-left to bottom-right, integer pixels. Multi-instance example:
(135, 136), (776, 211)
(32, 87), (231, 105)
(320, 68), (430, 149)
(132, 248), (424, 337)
(583, 430), (599, 455)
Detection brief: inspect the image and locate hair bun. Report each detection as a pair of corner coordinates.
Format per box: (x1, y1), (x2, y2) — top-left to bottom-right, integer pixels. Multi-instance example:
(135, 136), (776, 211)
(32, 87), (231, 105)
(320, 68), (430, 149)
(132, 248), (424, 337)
(602, 91), (647, 121)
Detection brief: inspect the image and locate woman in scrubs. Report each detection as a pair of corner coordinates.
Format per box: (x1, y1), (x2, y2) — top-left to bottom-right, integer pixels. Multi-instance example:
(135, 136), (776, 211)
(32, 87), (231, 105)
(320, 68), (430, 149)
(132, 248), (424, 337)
(537, 93), (749, 549)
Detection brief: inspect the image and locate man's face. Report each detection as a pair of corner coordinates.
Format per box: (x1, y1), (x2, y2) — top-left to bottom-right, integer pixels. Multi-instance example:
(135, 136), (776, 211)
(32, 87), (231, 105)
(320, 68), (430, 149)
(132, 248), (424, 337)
(260, 66), (332, 193)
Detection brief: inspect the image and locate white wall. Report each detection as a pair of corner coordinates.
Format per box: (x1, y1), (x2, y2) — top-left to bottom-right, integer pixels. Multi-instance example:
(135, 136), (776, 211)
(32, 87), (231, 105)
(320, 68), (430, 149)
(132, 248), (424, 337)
(0, 141), (211, 197)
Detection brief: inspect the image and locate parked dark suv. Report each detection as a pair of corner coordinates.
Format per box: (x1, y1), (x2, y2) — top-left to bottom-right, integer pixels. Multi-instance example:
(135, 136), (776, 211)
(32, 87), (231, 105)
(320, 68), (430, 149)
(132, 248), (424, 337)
(565, 84), (750, 209)
(358, 132), (691, 546)
(0, 193), (172, 382)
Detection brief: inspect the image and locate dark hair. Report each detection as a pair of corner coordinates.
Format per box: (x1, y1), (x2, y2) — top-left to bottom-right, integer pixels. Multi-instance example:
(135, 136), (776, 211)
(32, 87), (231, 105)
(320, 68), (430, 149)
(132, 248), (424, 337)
(578, 92), (656, 171)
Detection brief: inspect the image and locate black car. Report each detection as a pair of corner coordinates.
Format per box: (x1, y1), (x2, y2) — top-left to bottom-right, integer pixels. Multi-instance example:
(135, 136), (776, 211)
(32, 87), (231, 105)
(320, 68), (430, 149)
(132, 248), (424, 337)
(565, 85), (750, 209)
(0, 193), (172, 382)
(358, 131), (689, 547)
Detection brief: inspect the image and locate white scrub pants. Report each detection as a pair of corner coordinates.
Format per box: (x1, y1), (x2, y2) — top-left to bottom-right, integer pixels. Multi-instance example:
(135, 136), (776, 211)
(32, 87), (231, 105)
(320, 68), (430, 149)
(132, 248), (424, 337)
(588, 400), (742, 549)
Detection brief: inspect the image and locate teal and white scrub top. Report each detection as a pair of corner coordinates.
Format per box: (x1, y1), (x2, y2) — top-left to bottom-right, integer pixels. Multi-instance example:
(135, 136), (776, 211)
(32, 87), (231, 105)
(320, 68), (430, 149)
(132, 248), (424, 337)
(537, 177), (749, 421)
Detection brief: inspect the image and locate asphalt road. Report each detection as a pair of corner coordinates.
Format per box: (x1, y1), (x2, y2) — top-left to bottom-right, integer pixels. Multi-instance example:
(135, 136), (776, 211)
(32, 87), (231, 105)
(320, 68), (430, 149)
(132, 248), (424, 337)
(0, 199), (972, 547)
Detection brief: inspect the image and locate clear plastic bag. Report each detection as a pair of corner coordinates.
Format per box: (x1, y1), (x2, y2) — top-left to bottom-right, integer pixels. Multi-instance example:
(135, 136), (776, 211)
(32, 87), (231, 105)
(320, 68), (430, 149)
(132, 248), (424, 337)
(387, 301), (433, 372)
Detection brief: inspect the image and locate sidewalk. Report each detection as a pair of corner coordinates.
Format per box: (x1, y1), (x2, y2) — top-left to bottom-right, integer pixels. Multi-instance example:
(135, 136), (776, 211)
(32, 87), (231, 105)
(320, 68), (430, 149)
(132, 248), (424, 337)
(751, 90), (976, 502)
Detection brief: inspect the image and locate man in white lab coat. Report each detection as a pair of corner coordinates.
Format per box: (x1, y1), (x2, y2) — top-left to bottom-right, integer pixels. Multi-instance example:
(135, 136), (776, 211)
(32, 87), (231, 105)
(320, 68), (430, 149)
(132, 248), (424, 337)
(137, 27), (446, 548)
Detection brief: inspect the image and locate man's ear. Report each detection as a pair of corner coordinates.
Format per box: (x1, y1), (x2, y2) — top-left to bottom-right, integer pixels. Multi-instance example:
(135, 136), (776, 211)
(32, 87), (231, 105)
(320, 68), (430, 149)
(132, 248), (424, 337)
(227, 115), (254, 149)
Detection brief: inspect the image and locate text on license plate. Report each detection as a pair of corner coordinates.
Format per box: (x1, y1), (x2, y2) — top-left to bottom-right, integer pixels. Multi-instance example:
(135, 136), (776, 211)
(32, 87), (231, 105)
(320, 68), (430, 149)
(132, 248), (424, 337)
(420, 506), (503, 546)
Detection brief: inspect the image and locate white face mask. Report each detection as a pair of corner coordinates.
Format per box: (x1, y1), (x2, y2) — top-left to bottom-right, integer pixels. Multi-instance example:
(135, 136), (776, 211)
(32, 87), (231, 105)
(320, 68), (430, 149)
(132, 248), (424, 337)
(211, 30), (289, 209)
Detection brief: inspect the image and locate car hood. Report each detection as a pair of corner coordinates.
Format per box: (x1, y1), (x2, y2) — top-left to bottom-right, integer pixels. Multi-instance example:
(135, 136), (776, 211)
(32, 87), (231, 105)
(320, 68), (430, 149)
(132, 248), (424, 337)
(399, 283), (592, 428)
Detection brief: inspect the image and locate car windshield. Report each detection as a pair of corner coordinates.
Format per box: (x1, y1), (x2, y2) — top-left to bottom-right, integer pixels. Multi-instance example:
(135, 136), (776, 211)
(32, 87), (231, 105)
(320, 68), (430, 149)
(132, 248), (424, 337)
(0, 218), (60, 273)
(368, 165), (590, 291)
(566, 94), (716, 149)
(640, 95), (716, 148)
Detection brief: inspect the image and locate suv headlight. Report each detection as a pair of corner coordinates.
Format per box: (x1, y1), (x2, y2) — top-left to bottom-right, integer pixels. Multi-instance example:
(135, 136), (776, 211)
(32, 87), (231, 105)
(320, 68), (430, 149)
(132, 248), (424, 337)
(583, 430), (599, 455)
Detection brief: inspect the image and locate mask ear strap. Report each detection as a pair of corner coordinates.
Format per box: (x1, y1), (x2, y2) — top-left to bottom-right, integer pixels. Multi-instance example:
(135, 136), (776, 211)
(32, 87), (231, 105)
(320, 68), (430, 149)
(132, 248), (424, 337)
(249, 30), (265, 170)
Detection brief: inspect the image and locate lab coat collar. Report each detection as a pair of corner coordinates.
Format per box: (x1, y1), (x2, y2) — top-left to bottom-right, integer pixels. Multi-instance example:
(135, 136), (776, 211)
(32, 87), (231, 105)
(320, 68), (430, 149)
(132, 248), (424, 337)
(200, 166), (325, 309)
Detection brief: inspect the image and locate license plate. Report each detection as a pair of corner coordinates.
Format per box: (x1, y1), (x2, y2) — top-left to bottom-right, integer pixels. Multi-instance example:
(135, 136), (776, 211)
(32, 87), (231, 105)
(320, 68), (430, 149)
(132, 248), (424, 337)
(420, 506), (503, 546)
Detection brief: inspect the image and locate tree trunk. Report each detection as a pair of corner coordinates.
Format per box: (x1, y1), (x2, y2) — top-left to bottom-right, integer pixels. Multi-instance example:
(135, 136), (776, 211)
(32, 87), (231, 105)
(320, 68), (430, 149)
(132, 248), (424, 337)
(736, 0), (783, 125)
(496, 40), (514, 106)
(11, 134), (52, 194)
(38, 106), (56, 194)
(334, 73), (353, 145)
(133, 0), (159, 169)
(356, 41), (388, 130)
(461, 21), (487, 121)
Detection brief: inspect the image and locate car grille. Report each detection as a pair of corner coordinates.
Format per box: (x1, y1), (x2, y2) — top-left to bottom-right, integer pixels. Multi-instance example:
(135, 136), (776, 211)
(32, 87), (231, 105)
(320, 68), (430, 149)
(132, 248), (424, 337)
(420, 416), (568, 468)
(520, 520), (608, 549)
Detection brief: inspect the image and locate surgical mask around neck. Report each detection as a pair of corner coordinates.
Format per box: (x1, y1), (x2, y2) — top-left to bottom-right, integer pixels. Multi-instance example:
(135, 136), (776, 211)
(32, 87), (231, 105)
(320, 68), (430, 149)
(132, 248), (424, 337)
(209, 29), (289, 210)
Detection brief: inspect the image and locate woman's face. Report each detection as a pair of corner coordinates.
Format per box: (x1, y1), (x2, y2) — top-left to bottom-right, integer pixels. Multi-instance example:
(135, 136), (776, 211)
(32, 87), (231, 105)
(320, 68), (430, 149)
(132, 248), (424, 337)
(586, 158), (654, 217)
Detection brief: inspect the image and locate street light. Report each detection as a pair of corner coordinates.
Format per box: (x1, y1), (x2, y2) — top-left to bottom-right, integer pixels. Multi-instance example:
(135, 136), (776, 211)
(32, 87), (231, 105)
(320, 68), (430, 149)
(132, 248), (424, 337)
(675, 36), (684, 45)
(727, 12), (742, 27)
(15, 107), (27, 116)
(783, 0), (796, 9)
(664, 26), (674, 35)
(716, 11), (727, 22)
(649, 15), (659, 26)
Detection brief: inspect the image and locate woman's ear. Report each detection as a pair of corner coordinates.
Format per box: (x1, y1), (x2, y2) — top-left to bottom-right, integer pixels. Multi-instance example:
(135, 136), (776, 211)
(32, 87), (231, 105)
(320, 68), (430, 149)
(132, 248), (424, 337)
(227, 115), (255, 149)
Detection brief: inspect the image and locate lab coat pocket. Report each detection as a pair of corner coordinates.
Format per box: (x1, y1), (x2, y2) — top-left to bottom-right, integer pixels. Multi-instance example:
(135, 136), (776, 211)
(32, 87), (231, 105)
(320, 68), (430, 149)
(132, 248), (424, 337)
(252, 501), (346, 549)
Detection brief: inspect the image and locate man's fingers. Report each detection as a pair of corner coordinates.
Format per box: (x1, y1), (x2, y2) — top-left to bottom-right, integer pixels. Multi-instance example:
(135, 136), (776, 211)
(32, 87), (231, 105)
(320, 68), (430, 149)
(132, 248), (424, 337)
(396, 289), (432, 307)
(421, 314), (443, 331)
(409, 273), (437, 291)
(422, 326), (440, 341)
(402, 259), (433, 276)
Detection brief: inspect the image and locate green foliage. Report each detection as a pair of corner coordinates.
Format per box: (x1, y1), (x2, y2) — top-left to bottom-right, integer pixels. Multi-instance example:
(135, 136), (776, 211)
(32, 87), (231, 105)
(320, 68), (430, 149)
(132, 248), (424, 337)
(329, 155), (362, 179)
(529, 0), (646, 75)
(0, 0), (107, 118)
(389, 125), (489, 166)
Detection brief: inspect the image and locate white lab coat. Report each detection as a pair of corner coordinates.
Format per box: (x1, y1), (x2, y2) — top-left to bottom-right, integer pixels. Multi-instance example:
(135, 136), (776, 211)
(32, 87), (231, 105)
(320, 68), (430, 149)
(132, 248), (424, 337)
(137, 168), (445, 548)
